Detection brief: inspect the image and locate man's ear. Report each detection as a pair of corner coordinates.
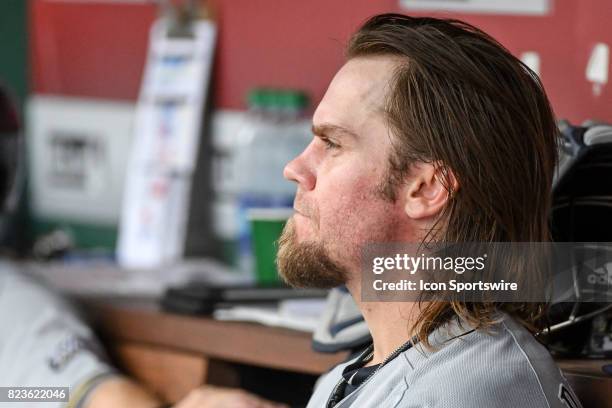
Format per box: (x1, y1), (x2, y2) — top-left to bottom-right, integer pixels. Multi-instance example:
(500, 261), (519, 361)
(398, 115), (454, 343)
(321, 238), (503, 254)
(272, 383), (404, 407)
(403, 162), (458, 220)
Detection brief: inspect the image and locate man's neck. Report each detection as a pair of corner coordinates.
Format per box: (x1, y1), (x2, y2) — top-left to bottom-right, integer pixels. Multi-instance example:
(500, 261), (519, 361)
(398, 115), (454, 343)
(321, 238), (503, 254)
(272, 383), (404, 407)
(348, 282), (420, 365)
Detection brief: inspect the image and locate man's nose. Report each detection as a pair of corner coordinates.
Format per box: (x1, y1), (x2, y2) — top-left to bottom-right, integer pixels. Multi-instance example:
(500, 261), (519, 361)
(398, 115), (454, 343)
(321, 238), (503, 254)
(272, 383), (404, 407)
(283, 146), (316, 191)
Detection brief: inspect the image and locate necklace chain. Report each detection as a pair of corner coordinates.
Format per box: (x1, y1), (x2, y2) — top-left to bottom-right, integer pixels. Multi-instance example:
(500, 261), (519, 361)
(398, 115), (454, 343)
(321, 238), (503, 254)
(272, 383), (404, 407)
(327, 336), (417, 408)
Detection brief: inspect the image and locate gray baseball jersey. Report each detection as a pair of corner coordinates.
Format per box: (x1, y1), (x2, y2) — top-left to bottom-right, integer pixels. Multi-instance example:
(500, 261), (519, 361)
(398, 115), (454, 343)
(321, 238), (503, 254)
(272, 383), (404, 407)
(307, 312), (583, 408)
(0, 263), (116, 408)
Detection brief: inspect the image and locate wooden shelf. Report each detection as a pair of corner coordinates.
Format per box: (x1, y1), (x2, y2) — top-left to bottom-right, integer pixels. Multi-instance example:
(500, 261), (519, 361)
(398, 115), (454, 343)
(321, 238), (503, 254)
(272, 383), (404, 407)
(84, 298), (348, 375)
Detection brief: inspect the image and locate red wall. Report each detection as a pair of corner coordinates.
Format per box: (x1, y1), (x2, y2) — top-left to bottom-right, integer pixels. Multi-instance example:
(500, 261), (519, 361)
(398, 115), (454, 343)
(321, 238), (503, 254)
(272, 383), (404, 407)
(30, 0), (612, 124)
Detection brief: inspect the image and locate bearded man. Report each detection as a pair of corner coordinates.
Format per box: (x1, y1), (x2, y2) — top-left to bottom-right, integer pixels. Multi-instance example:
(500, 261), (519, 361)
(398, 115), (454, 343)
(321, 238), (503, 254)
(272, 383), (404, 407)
(277, 13), (583, 408)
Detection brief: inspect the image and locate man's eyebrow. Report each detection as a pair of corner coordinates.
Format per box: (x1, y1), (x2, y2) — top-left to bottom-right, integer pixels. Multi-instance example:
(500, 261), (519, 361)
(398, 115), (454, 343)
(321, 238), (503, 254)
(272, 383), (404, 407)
(312, 123), (358, 139)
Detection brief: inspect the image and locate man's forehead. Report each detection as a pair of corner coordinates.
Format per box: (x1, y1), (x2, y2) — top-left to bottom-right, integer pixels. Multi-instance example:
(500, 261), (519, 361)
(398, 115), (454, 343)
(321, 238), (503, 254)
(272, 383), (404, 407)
(313, 56), (400, 132)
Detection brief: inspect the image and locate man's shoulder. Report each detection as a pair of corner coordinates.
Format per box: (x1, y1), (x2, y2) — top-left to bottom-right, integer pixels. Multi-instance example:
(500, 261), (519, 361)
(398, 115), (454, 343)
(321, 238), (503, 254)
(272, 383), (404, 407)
(402, 314), (582, 408)
(410, 313), (553, 368)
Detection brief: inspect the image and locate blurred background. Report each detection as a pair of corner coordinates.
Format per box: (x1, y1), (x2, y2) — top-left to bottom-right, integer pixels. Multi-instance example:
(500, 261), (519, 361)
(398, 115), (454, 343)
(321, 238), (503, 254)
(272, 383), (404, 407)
(1, 2), (611, 406)
(1, 0), (612, 281)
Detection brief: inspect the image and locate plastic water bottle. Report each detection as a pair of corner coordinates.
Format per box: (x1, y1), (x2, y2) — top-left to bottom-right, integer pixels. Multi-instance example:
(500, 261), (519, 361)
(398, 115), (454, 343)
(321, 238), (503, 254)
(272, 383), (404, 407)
(233, 88), (310, 276)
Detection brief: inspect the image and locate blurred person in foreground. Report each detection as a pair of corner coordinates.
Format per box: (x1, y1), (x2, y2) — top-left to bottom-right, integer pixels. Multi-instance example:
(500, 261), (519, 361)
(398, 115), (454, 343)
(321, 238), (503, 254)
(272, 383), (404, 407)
(0, 270), (286, 408)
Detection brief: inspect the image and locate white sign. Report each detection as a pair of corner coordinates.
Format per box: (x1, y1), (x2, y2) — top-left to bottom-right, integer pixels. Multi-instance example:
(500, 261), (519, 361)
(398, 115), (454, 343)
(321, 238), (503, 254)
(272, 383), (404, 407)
(118, 19), (216, 269)
(586, 42), (609, 96)
(400, 0), (550, 15)
(27, 96), (135, 224)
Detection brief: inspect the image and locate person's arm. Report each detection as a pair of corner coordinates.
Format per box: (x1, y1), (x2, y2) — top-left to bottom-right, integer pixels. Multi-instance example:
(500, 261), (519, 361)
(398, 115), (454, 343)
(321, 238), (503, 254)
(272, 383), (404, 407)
(172, 385), (288, 408)
(85, 381), (288, 408)
(82, 376), (161, 408)
(0, 268), (119, 406)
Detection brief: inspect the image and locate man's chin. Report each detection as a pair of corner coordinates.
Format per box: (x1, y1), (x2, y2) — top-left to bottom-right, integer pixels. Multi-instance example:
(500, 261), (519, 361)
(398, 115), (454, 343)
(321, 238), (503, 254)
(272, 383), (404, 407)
(276, 219), (347, 289)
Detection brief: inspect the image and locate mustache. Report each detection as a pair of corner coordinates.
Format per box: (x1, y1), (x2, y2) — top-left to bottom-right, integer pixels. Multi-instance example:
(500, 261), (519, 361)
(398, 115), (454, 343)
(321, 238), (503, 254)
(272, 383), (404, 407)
(294, 202), (318, 221)
(293, 193), (317, 219)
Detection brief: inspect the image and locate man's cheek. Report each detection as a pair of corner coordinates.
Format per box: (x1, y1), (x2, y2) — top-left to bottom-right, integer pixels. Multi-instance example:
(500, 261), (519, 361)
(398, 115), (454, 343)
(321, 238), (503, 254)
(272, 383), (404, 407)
(320, 201), (365, 241)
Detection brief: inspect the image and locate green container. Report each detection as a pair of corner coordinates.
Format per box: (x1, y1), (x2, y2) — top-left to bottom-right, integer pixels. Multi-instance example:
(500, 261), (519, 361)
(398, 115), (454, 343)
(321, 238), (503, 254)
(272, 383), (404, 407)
(248, 208), (294, 286)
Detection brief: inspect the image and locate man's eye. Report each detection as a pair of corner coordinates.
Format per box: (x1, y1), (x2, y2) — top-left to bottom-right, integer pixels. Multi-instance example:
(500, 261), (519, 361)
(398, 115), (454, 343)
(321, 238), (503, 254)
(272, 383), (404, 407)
(321, 137), (339, 150)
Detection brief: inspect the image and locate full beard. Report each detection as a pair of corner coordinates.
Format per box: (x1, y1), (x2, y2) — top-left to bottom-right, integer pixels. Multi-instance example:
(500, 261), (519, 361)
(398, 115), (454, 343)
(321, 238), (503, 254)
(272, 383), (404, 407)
(277, 170), (400, 289)
(276, 218), (348, 288)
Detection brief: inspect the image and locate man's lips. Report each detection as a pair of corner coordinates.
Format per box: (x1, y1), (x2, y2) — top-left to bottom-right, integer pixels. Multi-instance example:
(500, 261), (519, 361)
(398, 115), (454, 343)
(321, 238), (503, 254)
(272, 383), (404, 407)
(293, 208), (307, 217)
